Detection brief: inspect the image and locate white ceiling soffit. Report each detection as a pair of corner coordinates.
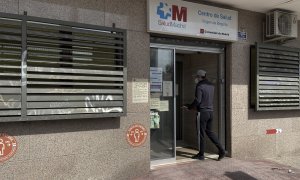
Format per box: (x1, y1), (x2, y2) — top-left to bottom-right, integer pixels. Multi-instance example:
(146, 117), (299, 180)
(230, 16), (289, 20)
(205, 0), (300, 17)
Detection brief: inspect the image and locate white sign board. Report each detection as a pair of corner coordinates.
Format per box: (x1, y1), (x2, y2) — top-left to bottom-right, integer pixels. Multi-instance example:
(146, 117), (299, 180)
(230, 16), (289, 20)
(148, 0), (238, 41)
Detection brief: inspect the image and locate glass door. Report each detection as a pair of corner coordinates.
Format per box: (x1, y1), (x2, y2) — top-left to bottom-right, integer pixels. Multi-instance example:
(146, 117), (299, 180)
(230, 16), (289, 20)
(150, 47), (175, 164)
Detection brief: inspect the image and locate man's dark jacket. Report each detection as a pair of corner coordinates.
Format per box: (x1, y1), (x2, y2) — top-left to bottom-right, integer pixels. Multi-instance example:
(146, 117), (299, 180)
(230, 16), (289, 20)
(188, 79), (214, 112)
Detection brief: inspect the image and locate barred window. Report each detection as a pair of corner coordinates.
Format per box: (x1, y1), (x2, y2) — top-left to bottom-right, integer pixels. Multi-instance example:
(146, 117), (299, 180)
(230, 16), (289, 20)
(251, 43), (300, 111)
(0, 13), (126, 122)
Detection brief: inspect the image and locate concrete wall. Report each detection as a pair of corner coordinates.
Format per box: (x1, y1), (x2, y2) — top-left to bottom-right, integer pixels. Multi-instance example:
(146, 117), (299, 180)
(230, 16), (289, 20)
(229, 8), (300, 159)
(1, 0), (300, 178)
(0, 0), (150, 179)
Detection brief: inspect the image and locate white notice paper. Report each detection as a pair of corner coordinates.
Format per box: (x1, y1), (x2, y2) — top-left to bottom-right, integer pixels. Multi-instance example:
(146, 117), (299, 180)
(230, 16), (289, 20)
(150, 98), (160, 109)
(132, 79), (149, 103)
(163, 81), (173, 97)
(159, 101), (169, 112)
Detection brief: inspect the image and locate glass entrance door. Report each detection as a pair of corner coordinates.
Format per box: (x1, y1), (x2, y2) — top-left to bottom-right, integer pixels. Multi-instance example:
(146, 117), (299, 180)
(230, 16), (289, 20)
(150, 47), (175, 163)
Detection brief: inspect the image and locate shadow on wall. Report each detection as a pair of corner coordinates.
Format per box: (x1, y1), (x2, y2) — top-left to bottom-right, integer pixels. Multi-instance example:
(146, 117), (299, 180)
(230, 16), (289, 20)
(224, 171), (257, 180)
(0, 118), (120, 136)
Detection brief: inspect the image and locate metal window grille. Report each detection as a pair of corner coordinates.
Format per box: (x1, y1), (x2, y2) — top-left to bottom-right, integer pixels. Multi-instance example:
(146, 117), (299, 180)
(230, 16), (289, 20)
(251, 43), (300, 111)
(0, 13), (127, 122)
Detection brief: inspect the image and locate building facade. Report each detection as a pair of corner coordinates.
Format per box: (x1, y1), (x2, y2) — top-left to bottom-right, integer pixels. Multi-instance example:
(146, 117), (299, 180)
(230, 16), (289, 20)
(0, 0), (299, 179)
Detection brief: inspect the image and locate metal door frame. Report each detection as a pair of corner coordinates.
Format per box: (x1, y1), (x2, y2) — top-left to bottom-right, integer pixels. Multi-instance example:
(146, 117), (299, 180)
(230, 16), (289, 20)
(150, 43), (225, 167)
(150, 46), (176, 167)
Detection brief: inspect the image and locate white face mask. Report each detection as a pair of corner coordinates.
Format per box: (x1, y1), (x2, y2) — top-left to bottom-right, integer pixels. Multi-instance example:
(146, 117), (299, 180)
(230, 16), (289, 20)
(194, 78), (199, 84)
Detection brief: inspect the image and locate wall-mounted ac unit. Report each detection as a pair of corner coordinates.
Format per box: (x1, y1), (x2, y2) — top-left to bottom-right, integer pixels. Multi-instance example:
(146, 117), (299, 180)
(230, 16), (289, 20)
(266, 10), (297, 39)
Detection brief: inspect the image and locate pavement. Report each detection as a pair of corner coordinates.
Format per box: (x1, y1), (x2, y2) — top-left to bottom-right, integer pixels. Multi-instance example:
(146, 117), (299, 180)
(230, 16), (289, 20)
(134, 157), (300, 180)
(268, 155), (300, 170)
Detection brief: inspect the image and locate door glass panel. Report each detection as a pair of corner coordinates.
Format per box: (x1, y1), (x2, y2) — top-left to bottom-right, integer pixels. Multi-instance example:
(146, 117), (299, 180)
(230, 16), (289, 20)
(150, 47), (175, 161)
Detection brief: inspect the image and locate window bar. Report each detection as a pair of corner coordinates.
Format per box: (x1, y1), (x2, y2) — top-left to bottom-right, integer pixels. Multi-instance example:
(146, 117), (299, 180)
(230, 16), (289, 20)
(21, 15), (27, 118)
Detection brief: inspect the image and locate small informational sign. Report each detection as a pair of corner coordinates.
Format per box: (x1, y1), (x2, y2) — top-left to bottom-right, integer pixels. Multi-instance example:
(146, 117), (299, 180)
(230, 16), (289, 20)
(163, 81), (173, 97)
(238, 31), (247, 40)
(148, 0), (238, 41)
(159, 100), (169, 111)
(0, 133), (17, 163)
(150, 98), (160, 109)
(132, 79), (149, 103)
(266, 128), (282, 135)
(126, 124), (147, 147)
(150, 67), (163, 92)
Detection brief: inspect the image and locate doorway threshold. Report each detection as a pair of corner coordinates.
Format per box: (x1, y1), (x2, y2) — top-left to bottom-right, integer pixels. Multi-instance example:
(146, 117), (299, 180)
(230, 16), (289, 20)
(176, 147), (219, 161)
(151, 151), (220, 170)
(151, 158), (196, 170)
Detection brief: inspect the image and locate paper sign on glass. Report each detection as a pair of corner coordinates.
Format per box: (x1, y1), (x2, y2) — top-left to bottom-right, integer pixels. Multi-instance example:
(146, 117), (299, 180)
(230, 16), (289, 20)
(163, 81), (173, 97)
(150, 67), (163, 92)
(150, 98), (160, 109)
(159, 100), (169, 111)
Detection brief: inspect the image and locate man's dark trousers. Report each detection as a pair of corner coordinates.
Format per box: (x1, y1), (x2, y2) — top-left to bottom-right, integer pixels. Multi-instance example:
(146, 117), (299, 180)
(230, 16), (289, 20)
(196, 111), (224, 156)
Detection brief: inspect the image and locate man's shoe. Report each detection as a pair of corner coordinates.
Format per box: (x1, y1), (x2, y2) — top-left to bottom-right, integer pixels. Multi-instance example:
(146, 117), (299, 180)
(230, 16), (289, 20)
(192, 153), (200, 159)
(218, 151), (226, 161)
(198, 156), (205, 160)
(192, 153), (205, 160)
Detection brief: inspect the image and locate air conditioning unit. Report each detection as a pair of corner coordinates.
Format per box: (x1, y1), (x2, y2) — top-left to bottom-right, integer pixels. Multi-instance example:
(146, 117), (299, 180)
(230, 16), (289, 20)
(266, 10), (297, 39)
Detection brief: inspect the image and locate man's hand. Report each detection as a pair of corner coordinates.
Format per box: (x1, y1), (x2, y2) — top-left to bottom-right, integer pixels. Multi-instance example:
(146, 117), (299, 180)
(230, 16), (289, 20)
(181, 105), (189, 110)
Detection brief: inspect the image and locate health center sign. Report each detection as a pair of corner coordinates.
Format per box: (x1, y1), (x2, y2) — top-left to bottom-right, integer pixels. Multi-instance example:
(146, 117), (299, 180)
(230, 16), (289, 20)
(148, 0), (238, 41)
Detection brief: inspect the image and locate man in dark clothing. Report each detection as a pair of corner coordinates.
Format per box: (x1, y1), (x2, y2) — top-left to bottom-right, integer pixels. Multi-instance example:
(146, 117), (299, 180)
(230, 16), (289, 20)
(183, 69), (225, 161)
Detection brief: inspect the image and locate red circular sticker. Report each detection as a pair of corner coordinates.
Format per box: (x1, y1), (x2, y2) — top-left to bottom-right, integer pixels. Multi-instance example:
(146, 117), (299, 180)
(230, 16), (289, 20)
(0, 133), (17, 163)
(126, 124), (147, 147)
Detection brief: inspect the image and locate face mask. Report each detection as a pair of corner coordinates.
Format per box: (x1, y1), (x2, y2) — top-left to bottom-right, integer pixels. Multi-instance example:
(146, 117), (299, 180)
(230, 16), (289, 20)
(194, 78), (199, 84)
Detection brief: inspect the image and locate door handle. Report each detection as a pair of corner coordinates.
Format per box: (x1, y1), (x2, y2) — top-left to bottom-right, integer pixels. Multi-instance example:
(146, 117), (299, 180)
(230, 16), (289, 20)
(219, 79), (225, 84)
